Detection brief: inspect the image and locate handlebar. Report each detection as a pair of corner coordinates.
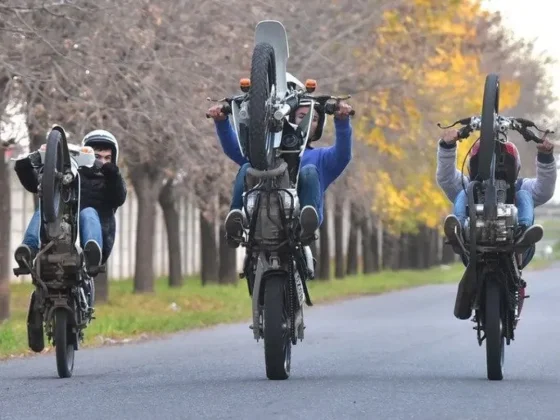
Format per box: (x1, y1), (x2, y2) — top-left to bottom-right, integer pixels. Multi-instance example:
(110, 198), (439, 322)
(437, 115), (554, 144)
(205, 93), (355, 119)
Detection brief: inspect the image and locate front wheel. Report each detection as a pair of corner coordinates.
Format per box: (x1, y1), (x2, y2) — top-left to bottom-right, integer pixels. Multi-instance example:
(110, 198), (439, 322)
(54, 309), (75, 378)
(41, 129), (66, 224)
(263, 275), (291, 380)
(484, 279), (504, 380)
(248, 42), (277, 171)
(478, 73), (500, 181)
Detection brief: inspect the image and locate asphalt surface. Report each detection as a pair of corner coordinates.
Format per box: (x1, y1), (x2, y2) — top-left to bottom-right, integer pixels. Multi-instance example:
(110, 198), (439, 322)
(2, 266), (560, 420)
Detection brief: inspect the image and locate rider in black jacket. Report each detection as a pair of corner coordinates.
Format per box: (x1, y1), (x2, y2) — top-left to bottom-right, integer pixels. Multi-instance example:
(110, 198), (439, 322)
(13, 129), (127, 273)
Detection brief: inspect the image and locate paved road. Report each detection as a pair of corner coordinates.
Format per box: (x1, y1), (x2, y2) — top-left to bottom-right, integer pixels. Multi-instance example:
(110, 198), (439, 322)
(2, 266), (560, 420)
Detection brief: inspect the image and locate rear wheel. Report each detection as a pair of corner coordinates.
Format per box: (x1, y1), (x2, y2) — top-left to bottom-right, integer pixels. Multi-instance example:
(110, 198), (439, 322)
(54, 309), (75, 378)
(478, 73), (500, 181)
(248, 42), (277, 171)
(41, 129), (65, 224)
(484, 279), (504, 381)
(263, 275), (291, 380)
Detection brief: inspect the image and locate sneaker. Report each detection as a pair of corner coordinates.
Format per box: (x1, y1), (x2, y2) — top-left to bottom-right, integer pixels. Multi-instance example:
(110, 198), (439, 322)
(83, 240), (102, 274)
(224, 209), (246, 248)
(14, 244), (37, 268)
(299, 206), (319, 244)
(515, 225), (543, 250)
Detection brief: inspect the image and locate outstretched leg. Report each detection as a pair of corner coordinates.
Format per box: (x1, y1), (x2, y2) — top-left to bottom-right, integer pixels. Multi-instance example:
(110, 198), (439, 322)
(443, 190), (468, 254)
(80, 207), (103, 273)
(224, 163), (250, 248)
(14, 209), (41, 269)
(297, 165), (321, 244)
(514, 190), (543, 251)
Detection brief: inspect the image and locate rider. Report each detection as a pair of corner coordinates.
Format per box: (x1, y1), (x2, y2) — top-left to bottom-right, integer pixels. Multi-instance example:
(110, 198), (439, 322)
(207, 74), (353, 247)
(437, 128), (556, 268)
(13, 129), (127, 274)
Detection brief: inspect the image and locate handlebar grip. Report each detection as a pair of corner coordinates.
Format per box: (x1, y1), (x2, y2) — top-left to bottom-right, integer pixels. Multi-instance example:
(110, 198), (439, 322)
(515, 117), (535, 127)
(206, 104), (232, 119)
(324, 102), (355, 116)
(519, 127), (543, 144)
(457, 126), (472, 139)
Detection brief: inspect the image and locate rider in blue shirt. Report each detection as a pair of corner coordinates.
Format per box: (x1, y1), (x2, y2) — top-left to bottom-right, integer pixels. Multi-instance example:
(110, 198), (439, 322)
(207, 74), (353, 247)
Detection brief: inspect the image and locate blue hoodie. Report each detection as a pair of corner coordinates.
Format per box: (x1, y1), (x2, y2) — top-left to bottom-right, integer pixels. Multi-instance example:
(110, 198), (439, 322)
(214, 117), (353, 224)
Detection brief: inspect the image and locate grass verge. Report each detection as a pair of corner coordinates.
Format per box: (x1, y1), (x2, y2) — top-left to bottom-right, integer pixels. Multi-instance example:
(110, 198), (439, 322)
(0, 260), (552, 360)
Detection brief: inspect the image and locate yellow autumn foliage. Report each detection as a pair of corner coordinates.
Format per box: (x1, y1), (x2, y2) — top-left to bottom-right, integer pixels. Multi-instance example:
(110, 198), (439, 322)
(354, 0), (521, 235)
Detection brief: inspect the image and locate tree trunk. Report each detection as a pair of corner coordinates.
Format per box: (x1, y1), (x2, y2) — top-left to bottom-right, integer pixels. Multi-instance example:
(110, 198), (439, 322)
(318, 197), (331, 280)
(361, 217), (373, 273)
(412, 230), (424, 269)
(0, 146), (11, 321)
(421, 226), (433, 269)
(384, 231), (401, 270)
(130, 166), (163, 293)
(200, 212), (219, 285)
(370, 217), (380, 272)
(429, 228), (440, 267)
(346, 203), (359, 276)
(407, 231), (419, 269)
(95, 271), (109, 304)
(391, 238), (401, 270)
(334, 199), (345, 279)
(159, 177), (183, 287)
(399, 234), (410, 270)
(218, 197), (238, 284)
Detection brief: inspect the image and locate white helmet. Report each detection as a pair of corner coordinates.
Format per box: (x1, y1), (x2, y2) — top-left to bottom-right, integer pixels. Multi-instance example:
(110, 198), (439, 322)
(81, 129), (119, 164)
(285, 72), (327, 142)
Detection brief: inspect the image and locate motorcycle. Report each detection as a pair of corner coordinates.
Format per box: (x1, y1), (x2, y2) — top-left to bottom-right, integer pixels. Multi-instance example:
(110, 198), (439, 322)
(206, 20), (354, 380)
(12, 125), (103, 378)
(438, 73), (554, 381)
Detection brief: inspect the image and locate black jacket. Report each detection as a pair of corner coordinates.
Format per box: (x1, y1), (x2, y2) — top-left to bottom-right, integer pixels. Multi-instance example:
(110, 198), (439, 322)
(14, 154), (127, 262)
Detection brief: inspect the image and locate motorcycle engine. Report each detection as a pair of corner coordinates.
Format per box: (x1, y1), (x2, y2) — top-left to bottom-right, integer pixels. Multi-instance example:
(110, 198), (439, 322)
(464, 180), (518, 245)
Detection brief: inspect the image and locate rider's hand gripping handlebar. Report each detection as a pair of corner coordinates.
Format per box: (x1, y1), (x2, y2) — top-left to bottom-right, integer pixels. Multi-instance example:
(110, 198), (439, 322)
(437, 116), (554, 144)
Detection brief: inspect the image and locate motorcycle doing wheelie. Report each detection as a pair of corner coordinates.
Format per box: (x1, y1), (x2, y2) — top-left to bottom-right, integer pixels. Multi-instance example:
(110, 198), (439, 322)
(12, 125), (104, 378)
(439, 73), (554, 381)
(207, 20), (354, 380)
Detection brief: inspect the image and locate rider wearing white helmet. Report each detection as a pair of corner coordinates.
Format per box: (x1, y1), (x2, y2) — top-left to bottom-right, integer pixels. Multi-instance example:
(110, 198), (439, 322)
(14, 129), (127, 274)
(207, 72), (353, 246)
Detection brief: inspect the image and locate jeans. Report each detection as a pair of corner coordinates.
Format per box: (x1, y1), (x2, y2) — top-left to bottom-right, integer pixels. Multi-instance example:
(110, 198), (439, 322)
(231, 162), (322, 222)
(23, 207), (103, 253)
(453, 189), (534, 228)
(453, 189), (535, 268)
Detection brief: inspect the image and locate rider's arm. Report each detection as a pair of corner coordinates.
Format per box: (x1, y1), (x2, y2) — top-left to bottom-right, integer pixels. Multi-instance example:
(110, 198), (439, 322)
(100, 163), (127, 209)
(13, 154), (40, 193)
(215, 118), (248, 166)
(108, 173), (127, 209)
(321, 117), (353, 179)
(436, 140), (469, 203)
(518, 152), (557, 206)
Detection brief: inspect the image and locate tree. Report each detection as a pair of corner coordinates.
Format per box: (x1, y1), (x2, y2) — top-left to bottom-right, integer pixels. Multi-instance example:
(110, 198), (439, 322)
(0, 140), (11, 321)
(159, 175), (183, 287)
